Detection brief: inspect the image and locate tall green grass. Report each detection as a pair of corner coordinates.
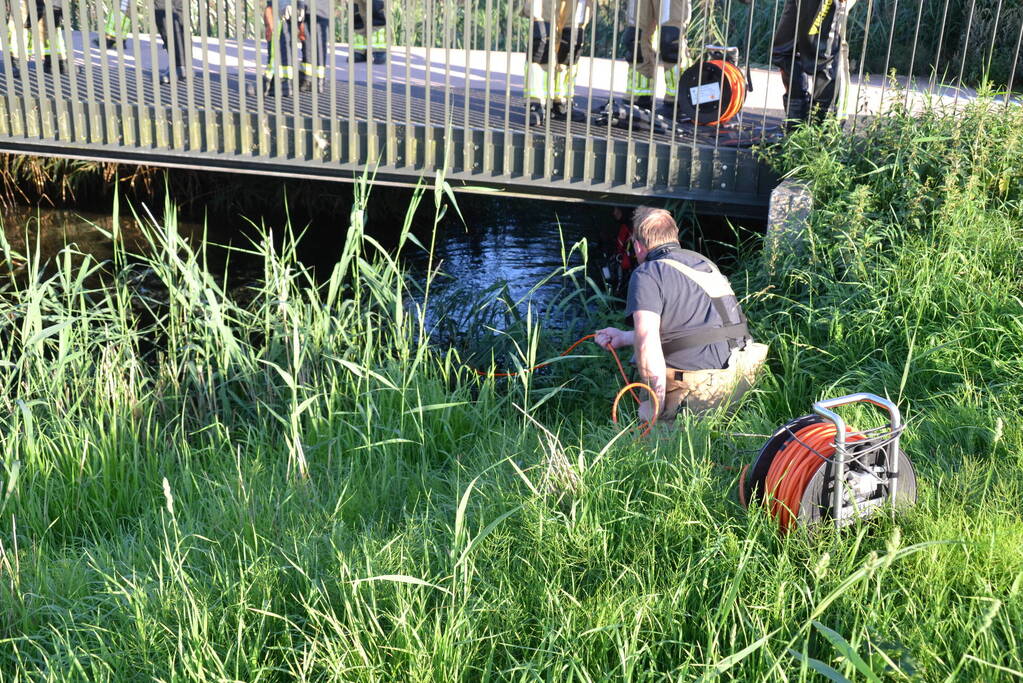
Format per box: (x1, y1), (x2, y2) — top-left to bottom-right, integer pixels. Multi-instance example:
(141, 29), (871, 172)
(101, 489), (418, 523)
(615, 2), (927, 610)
(2, 100), (1023, 680)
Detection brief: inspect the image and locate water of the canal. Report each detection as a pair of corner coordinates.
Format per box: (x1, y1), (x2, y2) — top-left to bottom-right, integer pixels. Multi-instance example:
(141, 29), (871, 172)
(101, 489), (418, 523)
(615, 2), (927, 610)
(0, 186), (759, 339)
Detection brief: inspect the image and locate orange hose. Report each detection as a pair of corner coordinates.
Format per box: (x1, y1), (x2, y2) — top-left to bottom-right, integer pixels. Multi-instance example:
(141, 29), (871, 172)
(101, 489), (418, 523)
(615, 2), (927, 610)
(704, 60), (746, 126)
(474, 334), (596, 378)
(764, 423), (863, 533)
(471, 334), (657, 435)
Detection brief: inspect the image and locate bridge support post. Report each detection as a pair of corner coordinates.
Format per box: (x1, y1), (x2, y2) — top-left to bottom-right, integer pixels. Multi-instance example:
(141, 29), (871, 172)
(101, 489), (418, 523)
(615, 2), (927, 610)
(765, 179), (813, 278)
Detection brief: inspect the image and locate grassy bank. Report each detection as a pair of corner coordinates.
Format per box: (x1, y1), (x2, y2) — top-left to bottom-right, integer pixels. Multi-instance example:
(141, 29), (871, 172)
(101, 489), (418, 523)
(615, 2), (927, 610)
(2, 98), (1023, 680)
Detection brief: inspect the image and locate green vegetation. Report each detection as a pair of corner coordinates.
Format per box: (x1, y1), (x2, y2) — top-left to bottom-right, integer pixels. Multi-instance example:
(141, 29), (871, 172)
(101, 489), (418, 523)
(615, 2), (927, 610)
(2, 98), (1023, 680)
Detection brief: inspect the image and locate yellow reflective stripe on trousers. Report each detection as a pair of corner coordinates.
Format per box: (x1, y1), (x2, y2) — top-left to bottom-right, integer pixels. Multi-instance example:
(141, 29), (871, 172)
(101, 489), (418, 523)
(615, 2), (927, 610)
(664, 65), (679, 98)
(625, 69), (653, 97)
(526, 61), (550, 101)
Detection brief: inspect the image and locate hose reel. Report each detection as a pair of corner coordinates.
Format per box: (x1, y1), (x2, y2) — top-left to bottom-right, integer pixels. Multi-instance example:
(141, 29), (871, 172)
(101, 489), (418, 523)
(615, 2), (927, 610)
(677, 45), (749, 126)
(744, 394), (918, 533)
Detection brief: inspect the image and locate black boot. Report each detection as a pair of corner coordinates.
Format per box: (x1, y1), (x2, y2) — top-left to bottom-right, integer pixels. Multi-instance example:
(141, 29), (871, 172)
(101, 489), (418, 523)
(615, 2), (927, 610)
(352, 50), (368, 63)
(57, 59), (78, 77)
(527, 101), (545, 126)
(551, 101), (587, 122)
(299, 74), (312, 93)
(782, 93), (810, 131)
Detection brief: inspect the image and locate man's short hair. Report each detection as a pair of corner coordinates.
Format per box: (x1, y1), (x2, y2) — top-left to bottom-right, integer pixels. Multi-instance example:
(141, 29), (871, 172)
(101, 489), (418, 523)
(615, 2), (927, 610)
(632, 207), (679, 249)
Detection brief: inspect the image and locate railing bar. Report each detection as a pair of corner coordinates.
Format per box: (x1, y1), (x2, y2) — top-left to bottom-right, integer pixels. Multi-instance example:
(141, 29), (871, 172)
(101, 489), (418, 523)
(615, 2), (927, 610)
(384, 0), (395, 169)
(199, 0), (214, 152)
(216, 0), (231, 153)
(181, 1), (198, 150)
(900, 0), (925, 113)
(685, 0), (716, 191)
(366, 0), (378, 167)
(642, 0), (667, 191)
(126, 0), (147, 148)
(987, 0), (1004, 95)
(1007, 9), (1023, 109)
(307, 0), (320, 161)
(756, 0), (781, 148)
(954, 0), (978, 112)
(424, 0), (433, 168)
(288, 4), (301, 160)
(481, 0), (494, 175)
(328, 0), (339, 164)
(95, 0), (121, 140)
(0, 0), (20, 138)
(347, 0), (357, 165)
(461, 0), (471, 175)
(25, 0), (50, 138)
(875, 0), (900, 116)
(927, 0), (953, 100)
(500, 0), (513, 178)
(402, 0), (412, 169)
(441, 0), (452, 175)
(233, 0), (250, 155)
(602, 0), (622, 187)
(740, 0), (762, 139)
(44, 0), (69, 141)
(579, 0), (598, 185)
(849, 0), (874, 136)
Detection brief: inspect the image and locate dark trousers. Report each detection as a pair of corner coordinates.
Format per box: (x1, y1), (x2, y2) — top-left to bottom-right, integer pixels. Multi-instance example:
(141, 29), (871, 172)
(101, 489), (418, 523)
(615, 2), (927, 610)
(301, 15), (329, 75)
(155, 8), (188, 71)
(771, 0), (841, 119)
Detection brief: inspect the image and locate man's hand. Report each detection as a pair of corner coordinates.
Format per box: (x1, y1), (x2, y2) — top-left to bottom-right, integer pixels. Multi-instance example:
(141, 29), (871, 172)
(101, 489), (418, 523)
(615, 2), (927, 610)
(264, 6), (273, 42)
(594, 327), (633, 350)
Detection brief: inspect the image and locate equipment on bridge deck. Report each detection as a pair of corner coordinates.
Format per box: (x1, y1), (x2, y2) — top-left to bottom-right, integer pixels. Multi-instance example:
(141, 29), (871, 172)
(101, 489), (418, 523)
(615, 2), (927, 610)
(676, 46), (749, 126)
(741, 393), (918, 534)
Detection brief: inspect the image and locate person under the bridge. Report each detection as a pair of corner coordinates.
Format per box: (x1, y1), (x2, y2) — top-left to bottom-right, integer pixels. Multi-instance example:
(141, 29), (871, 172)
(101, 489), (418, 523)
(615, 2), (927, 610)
(522, 0), (592, 126)
(620, 0), (692, 126)
(771, 0), (853, 126)
(594, 207), (767, 424)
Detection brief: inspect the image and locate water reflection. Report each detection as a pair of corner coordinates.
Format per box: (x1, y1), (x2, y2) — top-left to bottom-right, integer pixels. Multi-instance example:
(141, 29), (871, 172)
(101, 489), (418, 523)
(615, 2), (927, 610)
(0, 205), (203, 284)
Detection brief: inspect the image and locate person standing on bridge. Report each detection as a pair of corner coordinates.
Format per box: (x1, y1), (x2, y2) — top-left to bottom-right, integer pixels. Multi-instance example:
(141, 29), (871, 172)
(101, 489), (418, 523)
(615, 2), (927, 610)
(771, 0), (853, 126)
(5, 0), (76, 76)
(299, 0), (331, 93)
(522, 0), (592, 126)
(262, 0), (302, 97)
(154, 0), (190, 85)
(594, 207), (767, 424)
(620, 0), (692, 124)
(96, 0), (132, 50)
(351, 0), (387, 65)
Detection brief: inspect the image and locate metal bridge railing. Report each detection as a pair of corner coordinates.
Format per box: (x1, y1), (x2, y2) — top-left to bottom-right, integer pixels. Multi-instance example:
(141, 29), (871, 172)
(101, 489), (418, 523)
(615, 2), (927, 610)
(0, 1), (1017, 205)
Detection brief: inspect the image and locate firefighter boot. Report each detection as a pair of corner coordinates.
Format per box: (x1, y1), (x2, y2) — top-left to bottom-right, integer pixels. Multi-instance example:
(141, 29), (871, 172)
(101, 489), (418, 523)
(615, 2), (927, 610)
(299, 73), (312, 93)
(551, 101), (587, 122)
(527, 101), (545, 127)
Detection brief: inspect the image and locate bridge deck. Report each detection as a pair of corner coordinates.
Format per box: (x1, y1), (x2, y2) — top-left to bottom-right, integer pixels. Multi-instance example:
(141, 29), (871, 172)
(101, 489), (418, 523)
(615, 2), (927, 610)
(0, 31), (789, 214)
(0, 29), (990, 214)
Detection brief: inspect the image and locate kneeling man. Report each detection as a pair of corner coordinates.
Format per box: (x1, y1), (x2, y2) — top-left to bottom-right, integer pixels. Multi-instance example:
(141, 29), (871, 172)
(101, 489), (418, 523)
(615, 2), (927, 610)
(595, 207), (767, 423)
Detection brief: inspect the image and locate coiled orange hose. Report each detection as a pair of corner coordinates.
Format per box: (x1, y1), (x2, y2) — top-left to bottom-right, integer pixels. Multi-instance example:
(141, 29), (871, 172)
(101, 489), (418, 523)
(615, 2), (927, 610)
(765, 423), (863, 533)
(473, 334), (657, 435)
(705, 60), (746, 126)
